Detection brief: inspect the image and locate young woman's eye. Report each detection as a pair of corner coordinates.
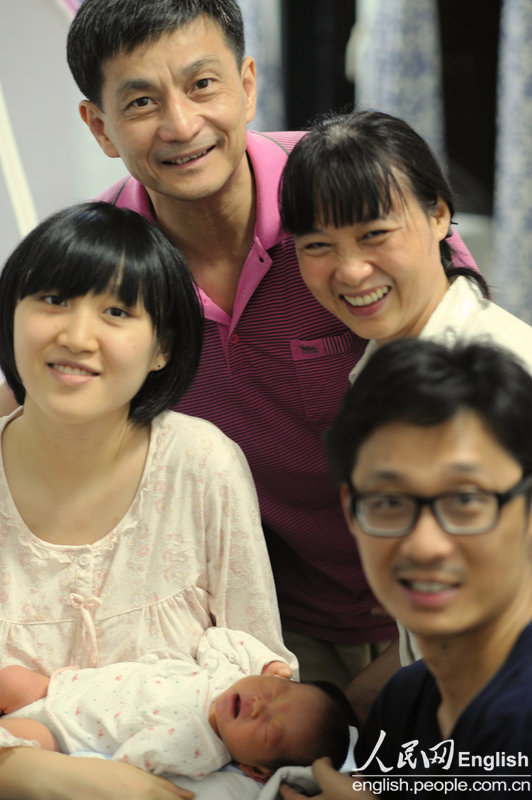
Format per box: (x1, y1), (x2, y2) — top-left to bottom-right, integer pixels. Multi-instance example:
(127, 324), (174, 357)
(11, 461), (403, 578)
(105, 306), (130, 319)
(41, 294), (66, 307)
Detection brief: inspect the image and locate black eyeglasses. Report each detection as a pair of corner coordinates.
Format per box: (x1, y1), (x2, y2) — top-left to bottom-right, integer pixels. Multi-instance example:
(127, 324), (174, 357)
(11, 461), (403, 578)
(348, 476), (532, 537)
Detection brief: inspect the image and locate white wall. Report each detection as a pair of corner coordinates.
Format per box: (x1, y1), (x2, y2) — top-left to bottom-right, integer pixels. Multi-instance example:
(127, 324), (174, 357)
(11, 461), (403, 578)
(0, 0), (125, 265)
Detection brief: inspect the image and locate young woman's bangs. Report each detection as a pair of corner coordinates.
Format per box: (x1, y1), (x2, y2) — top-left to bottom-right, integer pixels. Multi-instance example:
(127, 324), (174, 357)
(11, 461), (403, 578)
(19, 235), (145, 310)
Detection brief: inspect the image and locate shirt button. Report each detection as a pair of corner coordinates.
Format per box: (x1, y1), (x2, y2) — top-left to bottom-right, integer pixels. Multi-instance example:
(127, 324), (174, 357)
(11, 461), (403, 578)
(78, 554), (91, 568)
(230, 334), (239, 344)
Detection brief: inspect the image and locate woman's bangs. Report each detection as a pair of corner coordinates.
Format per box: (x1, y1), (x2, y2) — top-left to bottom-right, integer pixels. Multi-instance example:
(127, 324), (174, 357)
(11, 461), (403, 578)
(20, 235), (144, 308)
(312, 159), (398, 229)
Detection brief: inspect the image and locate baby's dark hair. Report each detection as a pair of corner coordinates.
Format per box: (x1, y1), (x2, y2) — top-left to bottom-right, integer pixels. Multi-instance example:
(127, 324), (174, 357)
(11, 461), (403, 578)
(261, 680), (355, 773)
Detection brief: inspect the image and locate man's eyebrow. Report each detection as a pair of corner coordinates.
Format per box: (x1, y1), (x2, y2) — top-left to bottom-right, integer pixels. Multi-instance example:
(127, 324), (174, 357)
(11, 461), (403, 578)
(360, 469), (403, 482)
(359, 463), (486, 483)
(115, 79), (155, 100)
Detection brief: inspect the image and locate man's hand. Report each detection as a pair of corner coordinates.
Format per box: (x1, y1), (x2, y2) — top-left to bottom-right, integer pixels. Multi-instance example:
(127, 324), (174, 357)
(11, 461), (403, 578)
(279, 758), (377, 800)
(279, 758), (377, 799)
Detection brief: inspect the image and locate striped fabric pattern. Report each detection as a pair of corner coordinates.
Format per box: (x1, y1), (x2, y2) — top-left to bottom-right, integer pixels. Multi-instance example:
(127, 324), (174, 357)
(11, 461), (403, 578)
(98, 131), (399, 644)
(175, 132), (390, 643)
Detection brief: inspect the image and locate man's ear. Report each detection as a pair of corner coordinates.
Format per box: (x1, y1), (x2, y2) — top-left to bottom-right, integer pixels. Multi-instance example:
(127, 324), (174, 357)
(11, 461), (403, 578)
(340, 484), (355, 532)
(238, 762), (274, 784)
(241, 56), (257, 124)
(79, 100), (121, 159)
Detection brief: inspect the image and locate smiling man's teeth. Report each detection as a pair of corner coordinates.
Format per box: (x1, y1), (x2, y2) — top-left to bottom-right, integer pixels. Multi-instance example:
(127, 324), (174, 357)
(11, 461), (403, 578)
(52, 364), (95, 376)
(344, 286), (390, 307)
(167, 149), (209, 165)
(408, 580), (454, 593)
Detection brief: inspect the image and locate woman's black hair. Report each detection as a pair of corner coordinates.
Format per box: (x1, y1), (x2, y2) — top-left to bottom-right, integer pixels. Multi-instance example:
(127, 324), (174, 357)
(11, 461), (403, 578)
(0, 202), (203, 424)
(280, 109), (488, 297)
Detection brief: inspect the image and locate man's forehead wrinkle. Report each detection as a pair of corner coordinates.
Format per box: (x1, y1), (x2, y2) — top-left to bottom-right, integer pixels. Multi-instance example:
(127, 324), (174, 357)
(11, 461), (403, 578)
(113, 56), (223, 98)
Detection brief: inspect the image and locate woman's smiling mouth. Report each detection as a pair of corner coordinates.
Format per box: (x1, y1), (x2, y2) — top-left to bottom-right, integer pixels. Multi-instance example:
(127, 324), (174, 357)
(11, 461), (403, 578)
(342, 286), (391, 308)
(48, 363), (99, 377)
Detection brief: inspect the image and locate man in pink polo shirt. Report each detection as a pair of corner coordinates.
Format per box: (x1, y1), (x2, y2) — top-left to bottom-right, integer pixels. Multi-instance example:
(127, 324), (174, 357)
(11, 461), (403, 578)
(64, 0), (477, 720)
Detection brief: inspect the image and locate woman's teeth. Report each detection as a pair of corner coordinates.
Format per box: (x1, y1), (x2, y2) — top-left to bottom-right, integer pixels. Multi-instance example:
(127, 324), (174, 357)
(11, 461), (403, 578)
(344, 286), (390, 307)
(52, 364), (95, 376)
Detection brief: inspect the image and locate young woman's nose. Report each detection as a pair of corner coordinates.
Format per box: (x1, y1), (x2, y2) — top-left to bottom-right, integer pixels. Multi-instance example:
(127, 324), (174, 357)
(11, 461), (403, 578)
(56, 307), (98, 353)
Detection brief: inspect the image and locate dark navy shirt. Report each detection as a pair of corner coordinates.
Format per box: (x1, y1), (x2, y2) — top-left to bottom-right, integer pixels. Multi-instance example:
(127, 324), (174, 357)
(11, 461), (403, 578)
(355, 623), (532, 798)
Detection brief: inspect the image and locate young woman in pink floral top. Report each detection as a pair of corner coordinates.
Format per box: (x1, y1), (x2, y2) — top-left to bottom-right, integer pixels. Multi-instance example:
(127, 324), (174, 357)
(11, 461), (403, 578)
(0, 202), (294, 799)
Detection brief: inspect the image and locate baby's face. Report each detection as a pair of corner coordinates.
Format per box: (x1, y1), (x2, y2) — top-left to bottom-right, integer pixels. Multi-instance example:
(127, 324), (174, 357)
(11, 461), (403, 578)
(209, 675), (325, 770)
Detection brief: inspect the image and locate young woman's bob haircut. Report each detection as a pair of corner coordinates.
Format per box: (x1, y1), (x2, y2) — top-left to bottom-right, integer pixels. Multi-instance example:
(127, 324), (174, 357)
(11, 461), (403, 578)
(280, 109), (487, 293)
(0, 202), (203, 425)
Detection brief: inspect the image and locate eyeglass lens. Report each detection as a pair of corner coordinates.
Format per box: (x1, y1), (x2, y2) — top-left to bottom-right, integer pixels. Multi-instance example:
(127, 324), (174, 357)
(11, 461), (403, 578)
(358, 491), (499, 535)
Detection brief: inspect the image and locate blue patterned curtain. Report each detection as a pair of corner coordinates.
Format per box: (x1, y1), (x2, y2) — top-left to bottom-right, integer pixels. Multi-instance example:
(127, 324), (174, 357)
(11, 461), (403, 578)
(493, 0), (532, 323)
(239, 0), (285, 130)
(352, 0), (445, 163)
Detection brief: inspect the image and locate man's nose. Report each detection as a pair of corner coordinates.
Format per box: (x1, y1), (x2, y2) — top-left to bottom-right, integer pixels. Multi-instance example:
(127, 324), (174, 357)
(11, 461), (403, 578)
(398, 506), (456, 563)
(158, 95), (202, 142)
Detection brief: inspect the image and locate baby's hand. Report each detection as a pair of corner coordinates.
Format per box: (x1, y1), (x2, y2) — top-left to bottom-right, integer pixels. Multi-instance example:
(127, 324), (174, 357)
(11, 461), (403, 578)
(261, 660), (292, 679)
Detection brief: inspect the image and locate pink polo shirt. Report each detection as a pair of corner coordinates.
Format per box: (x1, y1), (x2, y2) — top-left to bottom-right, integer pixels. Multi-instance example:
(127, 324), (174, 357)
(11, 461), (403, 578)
(97, 130), (476, 644)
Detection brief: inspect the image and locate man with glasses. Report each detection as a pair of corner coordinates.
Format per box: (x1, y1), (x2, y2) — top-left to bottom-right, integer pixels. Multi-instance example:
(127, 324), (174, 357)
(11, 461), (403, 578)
(282, 338), (532, 799)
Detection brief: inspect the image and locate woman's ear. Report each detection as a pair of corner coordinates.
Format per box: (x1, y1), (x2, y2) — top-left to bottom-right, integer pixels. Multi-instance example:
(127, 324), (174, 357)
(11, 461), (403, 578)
(432, 196), (452, 242)
(238, 763), (274, 784)
(150, 344), (169, 372)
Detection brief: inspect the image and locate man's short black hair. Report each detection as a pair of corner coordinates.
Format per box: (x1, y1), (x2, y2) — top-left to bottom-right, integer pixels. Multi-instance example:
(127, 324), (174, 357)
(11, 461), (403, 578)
(67, 0), (245, 108)
(326, 338), (532, 486)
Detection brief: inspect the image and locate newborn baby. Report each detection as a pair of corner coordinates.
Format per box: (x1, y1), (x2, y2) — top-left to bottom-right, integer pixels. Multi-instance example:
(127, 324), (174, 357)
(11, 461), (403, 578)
(0, 627), (350, 783)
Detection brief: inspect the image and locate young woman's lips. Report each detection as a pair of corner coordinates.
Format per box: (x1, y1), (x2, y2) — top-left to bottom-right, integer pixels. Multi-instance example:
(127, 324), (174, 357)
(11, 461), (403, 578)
(48, 362), (99, 384)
